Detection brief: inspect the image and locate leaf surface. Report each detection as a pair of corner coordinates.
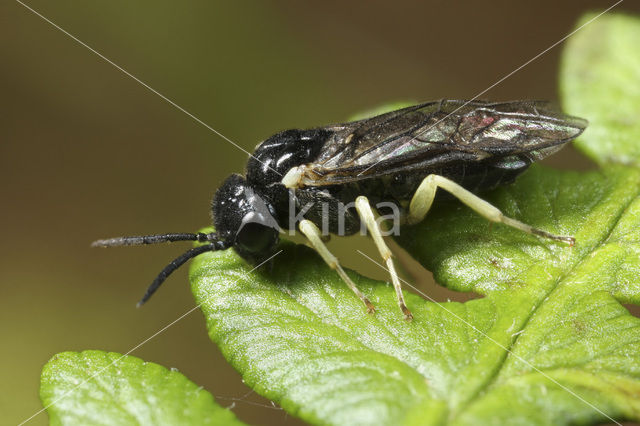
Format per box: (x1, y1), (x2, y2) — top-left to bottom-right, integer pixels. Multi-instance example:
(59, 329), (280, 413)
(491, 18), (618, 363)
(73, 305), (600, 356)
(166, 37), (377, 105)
(190, 12), (640, 425)
(40, 351), (244, 426)
(561, 13), (640, 166)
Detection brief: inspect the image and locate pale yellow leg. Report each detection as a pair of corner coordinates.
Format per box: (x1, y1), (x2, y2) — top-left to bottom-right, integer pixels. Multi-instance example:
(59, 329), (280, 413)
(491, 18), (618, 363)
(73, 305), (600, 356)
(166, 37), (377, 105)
(298, 219), (375, 314)
(355, 196), (413, 321)
(407, 174), (575, 245)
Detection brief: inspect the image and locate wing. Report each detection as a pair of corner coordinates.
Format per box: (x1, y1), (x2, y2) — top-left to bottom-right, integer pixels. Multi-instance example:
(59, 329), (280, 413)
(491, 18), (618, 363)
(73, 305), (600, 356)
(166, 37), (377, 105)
(297, 100), (587, 187)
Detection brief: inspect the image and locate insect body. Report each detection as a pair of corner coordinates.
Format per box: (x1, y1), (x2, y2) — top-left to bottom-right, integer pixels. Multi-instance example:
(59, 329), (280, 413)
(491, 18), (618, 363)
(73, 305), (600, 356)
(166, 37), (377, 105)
(93, 100), (587, 320)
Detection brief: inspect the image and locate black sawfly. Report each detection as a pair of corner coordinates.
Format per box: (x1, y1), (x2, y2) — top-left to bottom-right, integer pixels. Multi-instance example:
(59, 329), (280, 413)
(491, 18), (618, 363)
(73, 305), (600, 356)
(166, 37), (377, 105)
(93, 100), (587, 320)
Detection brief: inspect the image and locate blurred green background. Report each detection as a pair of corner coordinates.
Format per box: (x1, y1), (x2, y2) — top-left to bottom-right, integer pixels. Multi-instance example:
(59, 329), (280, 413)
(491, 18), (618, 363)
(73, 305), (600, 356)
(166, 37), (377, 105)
(3, 1), (640, 425)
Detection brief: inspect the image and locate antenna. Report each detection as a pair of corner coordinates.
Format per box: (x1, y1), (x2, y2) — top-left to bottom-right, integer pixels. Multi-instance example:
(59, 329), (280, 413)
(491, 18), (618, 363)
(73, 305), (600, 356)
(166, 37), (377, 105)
(136, 244), (217, 307)
(91, 232), (230, 305)
(91, 232), (212, 247)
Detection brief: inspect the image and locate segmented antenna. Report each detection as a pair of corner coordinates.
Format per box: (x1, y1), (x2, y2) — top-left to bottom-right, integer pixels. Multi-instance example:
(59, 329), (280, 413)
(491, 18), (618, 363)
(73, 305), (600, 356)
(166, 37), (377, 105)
(91, 232), (229, 306)
(136, 244), (217, 307)
(91, 232), (211, 247)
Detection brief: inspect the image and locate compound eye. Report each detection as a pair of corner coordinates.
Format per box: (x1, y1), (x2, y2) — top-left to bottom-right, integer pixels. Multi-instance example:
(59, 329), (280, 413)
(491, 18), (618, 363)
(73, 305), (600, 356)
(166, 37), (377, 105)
(235, 221), (277, 255)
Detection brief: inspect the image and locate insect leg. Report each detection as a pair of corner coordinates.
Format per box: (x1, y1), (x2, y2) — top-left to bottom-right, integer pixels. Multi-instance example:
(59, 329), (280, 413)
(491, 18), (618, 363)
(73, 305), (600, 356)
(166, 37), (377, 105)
(355, 196), (413, 321)
(298, 219), (376, 314)
(407, 174), (575, 245)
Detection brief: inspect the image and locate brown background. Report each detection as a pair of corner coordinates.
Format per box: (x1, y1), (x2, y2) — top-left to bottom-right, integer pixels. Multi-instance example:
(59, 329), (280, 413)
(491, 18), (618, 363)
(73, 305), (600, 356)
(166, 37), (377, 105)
(3, 1), (640, 425)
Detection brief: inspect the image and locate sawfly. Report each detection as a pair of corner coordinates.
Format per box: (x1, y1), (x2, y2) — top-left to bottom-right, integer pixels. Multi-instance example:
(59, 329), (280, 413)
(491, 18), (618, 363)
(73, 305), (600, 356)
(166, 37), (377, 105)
(93, 100), (587, 320)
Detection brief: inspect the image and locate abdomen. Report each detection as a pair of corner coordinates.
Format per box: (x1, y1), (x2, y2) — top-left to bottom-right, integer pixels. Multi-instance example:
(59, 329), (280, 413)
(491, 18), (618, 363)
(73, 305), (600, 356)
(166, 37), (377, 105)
(329, 157), (532, 207)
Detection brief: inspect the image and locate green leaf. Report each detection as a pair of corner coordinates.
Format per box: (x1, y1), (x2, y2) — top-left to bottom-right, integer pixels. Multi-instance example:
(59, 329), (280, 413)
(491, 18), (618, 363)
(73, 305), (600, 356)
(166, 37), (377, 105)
(396, 165), (640, 424)
(40, 351), (245, 426)
(190, 12), (640, 426)
(191, 164), (640, 425)
(561, 13), (640, 166)
(348, 101), (416, 121)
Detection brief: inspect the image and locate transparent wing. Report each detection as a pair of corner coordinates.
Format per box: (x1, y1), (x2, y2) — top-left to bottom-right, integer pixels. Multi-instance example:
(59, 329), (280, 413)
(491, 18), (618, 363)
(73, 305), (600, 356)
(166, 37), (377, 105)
(301, 100), (587, 186)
